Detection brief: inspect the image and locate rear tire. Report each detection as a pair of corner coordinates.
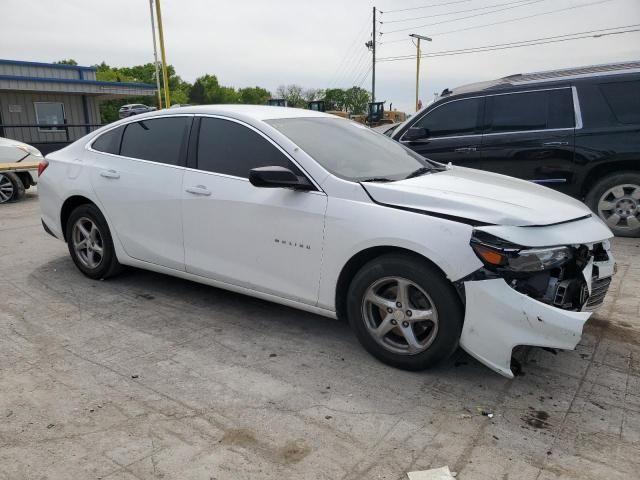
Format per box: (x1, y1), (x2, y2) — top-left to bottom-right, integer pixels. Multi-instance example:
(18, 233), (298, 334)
(585, 171), (640, 237)
(346, 253), (463, 371)
(65, 204), (123, 279)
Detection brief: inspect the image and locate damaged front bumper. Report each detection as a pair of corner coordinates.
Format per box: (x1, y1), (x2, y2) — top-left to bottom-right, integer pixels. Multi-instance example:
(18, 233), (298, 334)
(460, 278), (590, 378)
(459, 227), (615, 378)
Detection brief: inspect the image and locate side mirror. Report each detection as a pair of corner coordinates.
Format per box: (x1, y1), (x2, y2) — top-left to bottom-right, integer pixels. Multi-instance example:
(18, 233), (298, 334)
(403, 127), (428, 141)
(249, 166), (314, 191)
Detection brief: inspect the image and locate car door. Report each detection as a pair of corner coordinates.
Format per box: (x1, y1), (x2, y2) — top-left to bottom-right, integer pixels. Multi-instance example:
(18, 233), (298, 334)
(480, 88), (576, 194)
(89, 115), (191, 271)
(182, 116), (327, 305)
(398, 96), (484, 165)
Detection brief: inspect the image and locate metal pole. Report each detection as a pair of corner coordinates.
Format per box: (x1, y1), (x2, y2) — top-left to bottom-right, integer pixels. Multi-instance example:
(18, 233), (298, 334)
(372, 6), (376, 103)
(415, 38), (421, 112)
(155, 0), (171, 107)
(149, 0), (163, 109)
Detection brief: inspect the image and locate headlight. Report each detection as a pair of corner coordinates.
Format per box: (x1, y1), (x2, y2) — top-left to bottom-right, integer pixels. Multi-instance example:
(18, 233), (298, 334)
(471, 232), (572, 272)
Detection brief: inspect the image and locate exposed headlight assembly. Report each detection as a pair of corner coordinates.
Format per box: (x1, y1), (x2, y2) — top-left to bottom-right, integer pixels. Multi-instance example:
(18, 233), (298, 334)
(470, 232), (572, 272)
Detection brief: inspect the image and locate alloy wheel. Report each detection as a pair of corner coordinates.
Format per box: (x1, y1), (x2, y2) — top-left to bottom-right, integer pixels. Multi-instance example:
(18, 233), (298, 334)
(361, 276), (439, 355)
(597, 183), (640, 232)
(72, 217), (104, 269)
(0, 174), (15, 203)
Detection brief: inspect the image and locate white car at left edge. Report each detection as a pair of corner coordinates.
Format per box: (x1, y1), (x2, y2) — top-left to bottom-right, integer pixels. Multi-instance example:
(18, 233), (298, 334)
(38, 105), (616, 378)
(0, 136), (41, 203)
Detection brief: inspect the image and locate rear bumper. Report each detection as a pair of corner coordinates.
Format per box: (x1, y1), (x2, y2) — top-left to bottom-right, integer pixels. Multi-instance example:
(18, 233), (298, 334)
(460, 278), (592, 378)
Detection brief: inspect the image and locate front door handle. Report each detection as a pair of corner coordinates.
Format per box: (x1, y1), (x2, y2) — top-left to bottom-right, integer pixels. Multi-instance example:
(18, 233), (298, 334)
(100, 169), (120, 179)
(542, 141), (569, 146)
(454, 147), (477, 153)
(185, 185), (212, 196)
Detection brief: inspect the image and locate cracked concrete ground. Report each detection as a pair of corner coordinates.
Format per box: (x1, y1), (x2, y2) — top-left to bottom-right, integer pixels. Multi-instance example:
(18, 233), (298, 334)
(1, 190), (639, 480)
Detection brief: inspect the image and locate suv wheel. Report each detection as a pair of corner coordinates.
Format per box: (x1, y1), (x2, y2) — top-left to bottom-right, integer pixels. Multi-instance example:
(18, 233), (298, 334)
(347, 253), (463, 371)
(66, 204), (123, 279)
(585, 172), (640, 237)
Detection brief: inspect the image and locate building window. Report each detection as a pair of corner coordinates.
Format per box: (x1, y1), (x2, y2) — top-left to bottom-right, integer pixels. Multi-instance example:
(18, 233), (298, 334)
(34, 102), (65, 131)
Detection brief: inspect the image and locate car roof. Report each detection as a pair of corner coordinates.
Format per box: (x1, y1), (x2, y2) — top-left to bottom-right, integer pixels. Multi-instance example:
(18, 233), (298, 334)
(138, 104), (334, 121)
(442, 60), (640, 98)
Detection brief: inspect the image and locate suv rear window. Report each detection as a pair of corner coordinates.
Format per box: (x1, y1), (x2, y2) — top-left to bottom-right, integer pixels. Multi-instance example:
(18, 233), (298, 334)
(487, 89), (574, 133)
(599, 80), (640, 125)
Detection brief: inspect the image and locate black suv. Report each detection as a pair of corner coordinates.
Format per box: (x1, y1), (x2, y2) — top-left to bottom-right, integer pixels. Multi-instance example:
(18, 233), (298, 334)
(392, 62), (640, 237)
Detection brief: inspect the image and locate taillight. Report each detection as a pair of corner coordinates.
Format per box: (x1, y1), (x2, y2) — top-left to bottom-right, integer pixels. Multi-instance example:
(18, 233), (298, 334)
(38, 159), (49, 177)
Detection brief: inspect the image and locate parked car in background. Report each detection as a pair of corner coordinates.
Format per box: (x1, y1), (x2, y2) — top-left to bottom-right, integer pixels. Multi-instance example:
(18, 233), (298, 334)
(392, 61), (640, 237)
(38, 106), (615, 378)
(0, 136), (40, 203)
(118, 104), (156, 119)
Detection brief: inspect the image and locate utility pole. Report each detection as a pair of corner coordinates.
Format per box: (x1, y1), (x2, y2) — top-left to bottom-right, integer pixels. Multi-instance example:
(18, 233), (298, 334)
(155, 0), (171, 107)
(409, 34), (432, 112)
(149, 0), (163, 109)
(372, 6), (376, 103)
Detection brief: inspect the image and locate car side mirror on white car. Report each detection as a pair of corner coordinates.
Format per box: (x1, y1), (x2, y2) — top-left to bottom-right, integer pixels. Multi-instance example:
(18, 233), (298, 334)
(249, 166), (314, 191)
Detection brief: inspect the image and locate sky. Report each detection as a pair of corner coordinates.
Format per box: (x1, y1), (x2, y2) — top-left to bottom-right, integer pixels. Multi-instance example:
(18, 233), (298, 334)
(2, 0), (639, 113)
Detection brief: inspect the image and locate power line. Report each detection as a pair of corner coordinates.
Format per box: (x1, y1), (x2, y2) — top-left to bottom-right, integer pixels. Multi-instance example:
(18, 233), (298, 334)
(378, 0), (613, 44)
(381, 0), (548, 35)
(435, 0), (612, 36)
(380, 0), (472, 14)
(380, 0), (545, 24)
(376, 26), (640, 62)
(327, 15), (372, 88)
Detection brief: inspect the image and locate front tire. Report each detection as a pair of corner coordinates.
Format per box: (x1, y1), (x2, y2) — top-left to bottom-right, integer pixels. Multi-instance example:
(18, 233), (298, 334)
(585, 171), (640, 237)
(65, 204), (123, 279)
(347, 253), (463, 371)
(0, 172), (24, 203)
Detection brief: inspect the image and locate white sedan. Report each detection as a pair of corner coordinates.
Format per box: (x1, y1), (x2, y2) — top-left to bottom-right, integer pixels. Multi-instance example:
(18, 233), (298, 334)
(38, 106), (615, 378)
(0, 136), (41, 203)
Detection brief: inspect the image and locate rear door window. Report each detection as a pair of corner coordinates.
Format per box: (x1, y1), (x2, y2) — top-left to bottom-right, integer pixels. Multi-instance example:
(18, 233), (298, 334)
(487, 89), (574, 133)
(414, 97), (482, 138)
(599, 80), (640, 125)
(120, 117), (190, 166)
(196, 117), (301, 178)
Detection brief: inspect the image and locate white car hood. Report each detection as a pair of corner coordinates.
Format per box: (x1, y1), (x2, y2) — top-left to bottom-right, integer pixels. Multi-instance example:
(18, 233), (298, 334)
(362, 166), (593, 227)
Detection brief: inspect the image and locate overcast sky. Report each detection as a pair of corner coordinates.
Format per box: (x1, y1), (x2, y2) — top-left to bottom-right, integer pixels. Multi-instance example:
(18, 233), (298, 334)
(2, 0), (639, 112)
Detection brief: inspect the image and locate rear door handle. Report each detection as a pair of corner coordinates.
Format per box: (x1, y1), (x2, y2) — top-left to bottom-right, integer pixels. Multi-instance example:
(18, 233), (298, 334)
(185, 185), (212, 196)
(100, 169), (120, 179)
(542, 141), (568, 146)
(454, 147), (477, 153)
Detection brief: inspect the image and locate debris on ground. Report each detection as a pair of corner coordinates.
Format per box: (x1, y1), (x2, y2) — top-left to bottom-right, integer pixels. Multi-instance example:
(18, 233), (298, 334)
(407, 466), (457, 479)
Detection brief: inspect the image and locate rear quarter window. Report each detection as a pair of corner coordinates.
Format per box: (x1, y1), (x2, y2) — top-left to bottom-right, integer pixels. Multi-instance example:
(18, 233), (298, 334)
(91, 126), (124, 154)
(599, 80), (640, 125)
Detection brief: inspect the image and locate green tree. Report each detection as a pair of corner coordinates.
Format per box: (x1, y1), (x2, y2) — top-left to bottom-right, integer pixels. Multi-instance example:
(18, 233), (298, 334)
(189, 74), (238, 104)
(323, 88), (347, 111)
(275, 84), (306, 108)
(343, 86), (371, 115)
(54, 59), (78, 65)
(238, 86), (271, 105)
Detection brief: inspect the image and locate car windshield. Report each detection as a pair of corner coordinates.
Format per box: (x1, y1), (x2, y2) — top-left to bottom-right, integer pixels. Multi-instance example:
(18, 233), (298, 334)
(266, 117), (441, 182)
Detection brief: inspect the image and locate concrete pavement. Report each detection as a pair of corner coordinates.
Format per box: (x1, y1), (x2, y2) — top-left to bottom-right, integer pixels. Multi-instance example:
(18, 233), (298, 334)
(1, 190), (639, 479)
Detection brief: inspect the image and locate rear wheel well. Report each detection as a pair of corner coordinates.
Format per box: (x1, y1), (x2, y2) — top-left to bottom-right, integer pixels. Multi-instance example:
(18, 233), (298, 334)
(60, 196), (97, 241)
(581, 161), (640, 198)
(335, 246), (449, 322)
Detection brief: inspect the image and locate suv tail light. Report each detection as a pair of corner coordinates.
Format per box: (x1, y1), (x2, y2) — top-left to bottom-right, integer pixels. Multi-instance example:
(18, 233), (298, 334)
(38, 159), (49, 177)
